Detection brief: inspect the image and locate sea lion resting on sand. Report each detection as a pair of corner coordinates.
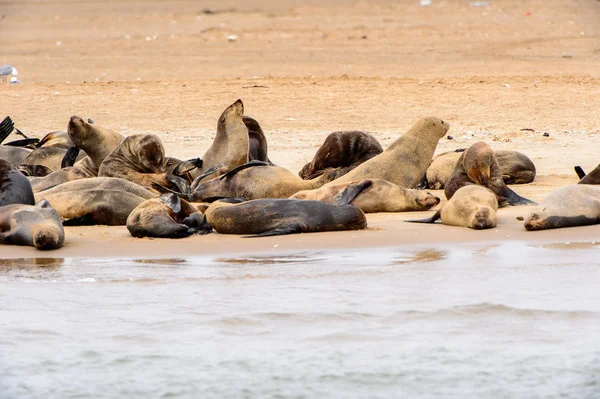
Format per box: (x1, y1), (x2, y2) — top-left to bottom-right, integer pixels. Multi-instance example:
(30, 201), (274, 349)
(0, 200), (64, 250)
(20, 146), (85, 176)
(524, 185), (600, 231)
(444, 142), (534, 205)
(299, 131), (383, 180)
(127, 193), (204, 238)
(425, 149), (536, 189)
(326, 117), (449, 188)
(574, 164), (600, 185)
(0, 159), (35, 206)
(291, 179), (440, 213)
(407, 185), (499, 230)
(201, 187), (368, 237)
(34, 177), (156, 200)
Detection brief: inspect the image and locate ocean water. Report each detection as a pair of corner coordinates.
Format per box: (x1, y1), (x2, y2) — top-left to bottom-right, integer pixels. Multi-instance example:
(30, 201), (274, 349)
(1, 241), (600, 399)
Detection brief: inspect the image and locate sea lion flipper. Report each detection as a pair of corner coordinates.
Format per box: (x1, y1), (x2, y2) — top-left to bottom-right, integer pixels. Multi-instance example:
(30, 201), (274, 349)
(173, 158), (203, 176)
(61, 146), (81, 168)
(416, 174), (429, 190)
(4, 138), (39, 148)
(218, 160), (271, 181)
(501, 186), (536, 206)
(243, 224), (301, 238)
(62, 214), (97, 226)
(405, 210), (442, 224)
(14, 128), (31, 140)
(335, 180), (373, 205)
(0, 116), (14, 144)
(190, 162), (223, 190)
(159, 193), (182, 214)
(574, 166), (586, 180)
(197, 215), (213, 235)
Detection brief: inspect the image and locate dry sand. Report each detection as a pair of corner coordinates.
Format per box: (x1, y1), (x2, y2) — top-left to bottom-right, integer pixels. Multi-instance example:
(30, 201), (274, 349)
(1, 0), (600, 258)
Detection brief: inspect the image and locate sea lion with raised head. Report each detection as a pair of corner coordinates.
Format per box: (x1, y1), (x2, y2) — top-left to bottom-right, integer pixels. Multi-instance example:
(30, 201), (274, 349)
(291, 179), (440, 213)
(524, 185), (600, 231)
(0, 159), (35, 206)
(0, 200), (64, 250)
(407, 185), (499, 229)
(324, 117), (449, 188)
(444, 142), (534, 205)
(127, 193), (204, 238)
(299, 131), (383, 180)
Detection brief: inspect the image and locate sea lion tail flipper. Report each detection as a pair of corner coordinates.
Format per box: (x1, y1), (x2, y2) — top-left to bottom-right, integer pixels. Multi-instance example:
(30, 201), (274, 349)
(416, 174), (429, 190)
(335, 180), (373, 205)
(61, 146), (81, 168)
(502, 186), (536, 206)
(218, 160), (271, 181)
(0, 116), (14, 144)
(243, 224), (301, 238)
(190, 162), (224, 190)
(4, 138), (39, 148)
(62, 214), (97, 226)
(574, 166), (586, 180)
(159, 193), (182, 214)
(405, 210), (442, 224)
(197, 215), (213, 235)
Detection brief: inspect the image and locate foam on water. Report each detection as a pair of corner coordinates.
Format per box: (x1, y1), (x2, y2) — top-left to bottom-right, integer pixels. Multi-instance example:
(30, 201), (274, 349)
(1, 241), (600, 398)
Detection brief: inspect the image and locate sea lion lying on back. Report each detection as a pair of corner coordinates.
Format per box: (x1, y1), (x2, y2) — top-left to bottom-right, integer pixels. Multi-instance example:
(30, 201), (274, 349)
(324, 117), (449, 188)
(574, 164), (600, 184)
(0, 200), (64, 250)
(407, 185), (499, 230)
(291, 179), (440, 213)
(444, 142), (534, 205)
(127, 193), (204, 238)
(299, 131), (383, 180)
(524, 185), (600, 231)
(0, 159), (35, 206)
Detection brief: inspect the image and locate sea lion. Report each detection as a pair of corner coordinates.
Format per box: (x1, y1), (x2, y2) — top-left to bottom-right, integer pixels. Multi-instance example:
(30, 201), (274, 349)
(127, 193), (204, 238)
(191, 99), (249, 181)
(34, 177), (156, 200)
(0, 200), (64, 250)
(0, 146), (31, 166)
(201, 193), (367, 237)
(524, 185), (600, 231)
(291, 179), (440, 213)
(36, 130), (73, 149)
(36, 189), (146, 226)
(407, 185), (499, 229)
(20, 146), (85, 175)
(299, 131), (383, 180)
(575, 164), (600, 184)
(243, 116), (269, 162)
(0, 159), (35, 206)
(324, 117), (449, 188)
(444, 142), (534, 205)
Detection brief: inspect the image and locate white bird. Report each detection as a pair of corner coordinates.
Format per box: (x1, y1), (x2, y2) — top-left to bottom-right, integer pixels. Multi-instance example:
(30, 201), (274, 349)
(0, 65), (19, 84)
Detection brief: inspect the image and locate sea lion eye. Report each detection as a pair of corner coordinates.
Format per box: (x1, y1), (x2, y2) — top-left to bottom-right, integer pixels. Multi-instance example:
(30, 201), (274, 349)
(441, 120), (444, 124)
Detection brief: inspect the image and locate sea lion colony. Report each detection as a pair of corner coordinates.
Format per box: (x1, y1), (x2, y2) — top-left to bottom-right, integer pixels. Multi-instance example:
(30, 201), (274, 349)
(0, 99), (598, 250)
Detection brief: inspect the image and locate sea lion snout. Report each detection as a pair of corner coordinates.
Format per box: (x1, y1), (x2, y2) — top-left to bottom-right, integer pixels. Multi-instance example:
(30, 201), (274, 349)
(471, 207), (496, 229)
(68, 116), (86, 130)
(417, 192), (441, 209)
(31, 224), (64, 250)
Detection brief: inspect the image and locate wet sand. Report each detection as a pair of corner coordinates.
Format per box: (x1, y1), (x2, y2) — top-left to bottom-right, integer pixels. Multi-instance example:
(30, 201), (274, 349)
(1, 0), (600, 257)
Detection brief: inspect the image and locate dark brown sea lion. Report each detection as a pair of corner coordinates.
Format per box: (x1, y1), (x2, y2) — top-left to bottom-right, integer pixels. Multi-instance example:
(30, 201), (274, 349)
(444, 142), (534, 205)
(0, 159), (35, 206)
(0, 200), (64, 250)
(298, 131), (383, 180)
(524, 185), (600, 231)
(575, 164), (600, 184)
(243, 116), (269, 162)
(291, 179), (440, 213)
(407, 185), (499, 229)
(127, 193), (204, 238)
(326, 117), (449, 188)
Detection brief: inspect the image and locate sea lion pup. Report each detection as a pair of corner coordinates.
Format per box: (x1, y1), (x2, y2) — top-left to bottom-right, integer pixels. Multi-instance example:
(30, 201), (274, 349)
(291, 179), (440, 213)
(201, 187), (367, 237)
(299, 131), (383, 180)
(524, 185), (600, 231)
(575, 164), (600, 184)
(0, 200), (64, 250)
(36, 189), (146, 226)
(190, 99), (249, 182)
(444, 142), (534, 206)
(0, 159), (35, 206)
(324, 117), (449, 188)
(407, 185), (499, 230)
(127, 193), (203, 238)
(35, 177), (156, 200)
(243, 116), (269, 162)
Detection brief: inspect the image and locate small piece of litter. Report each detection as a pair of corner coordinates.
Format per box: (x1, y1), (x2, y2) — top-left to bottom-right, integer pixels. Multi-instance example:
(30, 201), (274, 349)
(447, 135), (454, 140)
(543, 132), (550, 137)
(227, 35), (238, 42)
(516, 216), (524, 221)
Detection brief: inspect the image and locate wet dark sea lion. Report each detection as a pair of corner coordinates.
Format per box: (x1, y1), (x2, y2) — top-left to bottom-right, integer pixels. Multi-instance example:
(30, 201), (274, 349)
(299, 131), (383, 180)
(0, 200), (64, 250)
(444, 142), (534, 205)
(0, 159), (35, 206)
(407, 185), (499, 229)
(202, 197), (367, 237)
(127, 193), (203, 238)
(524, 185), (600, 231)
(328, 117), (449, 188)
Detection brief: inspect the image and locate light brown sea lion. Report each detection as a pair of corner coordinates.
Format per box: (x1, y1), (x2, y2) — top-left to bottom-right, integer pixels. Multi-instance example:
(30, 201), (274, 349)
(444, 142), (534, 205)
(325, 117), (449, 188)
(298, 131), (383, 180)
(0, 159), (35, 206)
(407, 185), (499, 229)
(127, 193), (204, 238)
(34, 177), (156, 200)
(575, 164), (600, 184)
(20, 146), (85, 175)
(200, 189), (367, 237)
(191, 99), (249, 181)
(0, 200), (64, 250)
(524, 185), (600, 231)
(36, 130), (73, 149)
(36, 189), (146, 226)
(291, 179), (440, 213)
(425, 150), (464, 189)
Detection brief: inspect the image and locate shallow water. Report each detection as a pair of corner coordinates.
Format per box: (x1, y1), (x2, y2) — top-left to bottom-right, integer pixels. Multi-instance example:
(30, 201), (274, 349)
(1, 241), (600, 398)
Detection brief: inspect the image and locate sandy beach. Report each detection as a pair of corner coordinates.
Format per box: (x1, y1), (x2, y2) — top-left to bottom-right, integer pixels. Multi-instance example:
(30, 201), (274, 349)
(1, 0), (600, 257)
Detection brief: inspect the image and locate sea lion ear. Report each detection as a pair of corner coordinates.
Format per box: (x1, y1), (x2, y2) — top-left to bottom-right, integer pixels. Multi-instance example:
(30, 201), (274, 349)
(36, 200), (52, 209)
(160, 193), (182, 214)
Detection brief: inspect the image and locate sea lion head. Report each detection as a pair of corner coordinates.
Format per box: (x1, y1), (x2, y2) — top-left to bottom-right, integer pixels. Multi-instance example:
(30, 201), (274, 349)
(464, 142), (493, 186)
(413, 190), (441, 210)
(31, 223), (64, 250)
(524, 208), (548, 231)
(67, 116), (96, 148)
(137, 135), (166, 173)
(218, 99), (245, 132)
(416, 117), (450, 139)
(470, 206), (497, 229)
